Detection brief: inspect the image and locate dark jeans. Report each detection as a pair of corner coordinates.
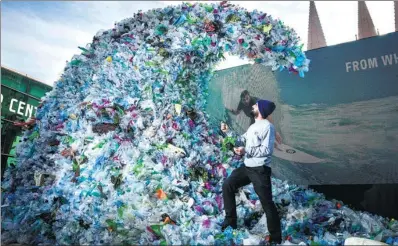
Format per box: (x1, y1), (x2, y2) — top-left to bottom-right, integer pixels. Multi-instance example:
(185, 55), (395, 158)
(222, 165), (282, 240)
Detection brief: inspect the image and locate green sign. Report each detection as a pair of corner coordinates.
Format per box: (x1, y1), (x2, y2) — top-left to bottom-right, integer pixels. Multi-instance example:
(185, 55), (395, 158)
(1, 67), (51, 121)
(1, 88), (39, 120)
(1, 66), (52, 178)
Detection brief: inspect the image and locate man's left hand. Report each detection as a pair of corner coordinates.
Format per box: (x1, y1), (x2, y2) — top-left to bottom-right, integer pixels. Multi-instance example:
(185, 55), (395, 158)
(233, 147), (245, 156)
(275, 132), (282, 145)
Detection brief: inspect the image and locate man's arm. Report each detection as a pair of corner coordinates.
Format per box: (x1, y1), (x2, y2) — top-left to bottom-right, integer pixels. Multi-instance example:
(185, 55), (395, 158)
(227, 108), (240, 115)
(227, 101), (243, 115)
(266, 115), (282, 145)
(245, 124), (275, 158)
(237, 131), (247, 146)
(220, 122), (246, 146)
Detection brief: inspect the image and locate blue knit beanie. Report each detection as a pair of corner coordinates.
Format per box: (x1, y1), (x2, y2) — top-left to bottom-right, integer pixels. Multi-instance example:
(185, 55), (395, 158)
(257, 100), (276, 119)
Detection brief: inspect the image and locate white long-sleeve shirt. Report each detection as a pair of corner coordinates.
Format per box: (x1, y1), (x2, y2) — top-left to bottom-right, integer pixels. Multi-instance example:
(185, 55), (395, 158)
(230, 119), (275, 167)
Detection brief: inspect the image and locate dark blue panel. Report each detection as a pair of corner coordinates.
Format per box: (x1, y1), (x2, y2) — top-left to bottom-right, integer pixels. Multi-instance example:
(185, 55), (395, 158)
(276, 32), (398, 106)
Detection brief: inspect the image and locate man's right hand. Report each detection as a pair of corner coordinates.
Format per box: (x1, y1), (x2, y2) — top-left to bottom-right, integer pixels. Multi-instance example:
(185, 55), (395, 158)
(220, 122), (229, 133)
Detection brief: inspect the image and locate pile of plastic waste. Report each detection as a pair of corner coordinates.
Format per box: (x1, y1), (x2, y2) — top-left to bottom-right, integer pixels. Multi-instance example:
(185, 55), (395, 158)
(2, 1), (397, 245)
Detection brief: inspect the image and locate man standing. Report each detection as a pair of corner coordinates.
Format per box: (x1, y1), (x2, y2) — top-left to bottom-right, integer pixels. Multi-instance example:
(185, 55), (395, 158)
(221, 99), (282, 244)
(227, 90), (258, 125)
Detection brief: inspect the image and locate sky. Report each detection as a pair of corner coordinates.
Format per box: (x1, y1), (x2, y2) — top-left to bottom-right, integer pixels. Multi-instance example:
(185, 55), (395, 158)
(1, 1), (395, 86)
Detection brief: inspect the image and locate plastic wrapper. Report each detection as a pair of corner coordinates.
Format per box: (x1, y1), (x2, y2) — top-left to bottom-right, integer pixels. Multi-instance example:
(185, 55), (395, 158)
(1, 1), (397, 245)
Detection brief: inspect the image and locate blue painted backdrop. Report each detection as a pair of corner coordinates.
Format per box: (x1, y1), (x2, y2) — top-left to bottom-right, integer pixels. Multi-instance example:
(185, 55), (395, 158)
(276, 32), (398, 106)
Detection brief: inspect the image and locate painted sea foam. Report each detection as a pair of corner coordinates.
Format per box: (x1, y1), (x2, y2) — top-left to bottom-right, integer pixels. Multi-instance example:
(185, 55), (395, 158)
(275, 95), (398, 185)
